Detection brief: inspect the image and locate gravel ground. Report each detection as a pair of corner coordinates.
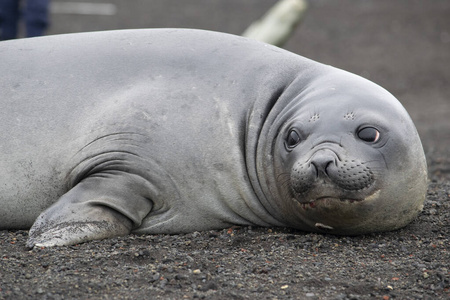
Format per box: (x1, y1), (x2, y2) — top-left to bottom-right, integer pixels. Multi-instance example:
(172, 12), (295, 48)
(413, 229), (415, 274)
(1, 0), (449, 299)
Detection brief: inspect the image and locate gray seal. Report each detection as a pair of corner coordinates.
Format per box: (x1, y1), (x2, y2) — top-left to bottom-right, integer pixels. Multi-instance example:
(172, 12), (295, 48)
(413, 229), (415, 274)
(0, 29), (427, 247)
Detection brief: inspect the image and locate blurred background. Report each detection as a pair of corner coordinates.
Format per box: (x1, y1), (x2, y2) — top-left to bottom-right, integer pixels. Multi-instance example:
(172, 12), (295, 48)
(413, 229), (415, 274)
(1, 0), (449, 158)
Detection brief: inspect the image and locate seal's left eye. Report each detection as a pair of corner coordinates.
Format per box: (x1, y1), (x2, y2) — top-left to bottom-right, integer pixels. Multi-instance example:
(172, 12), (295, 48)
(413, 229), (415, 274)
(357, 127), (380, 143)
(286, 130), (301, 148)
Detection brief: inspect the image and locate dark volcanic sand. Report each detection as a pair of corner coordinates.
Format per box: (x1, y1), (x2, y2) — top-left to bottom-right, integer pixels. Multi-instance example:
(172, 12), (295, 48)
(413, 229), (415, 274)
(1, 0), (449, 299)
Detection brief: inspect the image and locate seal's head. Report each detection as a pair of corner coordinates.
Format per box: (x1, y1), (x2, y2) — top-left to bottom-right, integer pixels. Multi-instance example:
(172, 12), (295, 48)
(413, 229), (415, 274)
(260, 69), (427, 235)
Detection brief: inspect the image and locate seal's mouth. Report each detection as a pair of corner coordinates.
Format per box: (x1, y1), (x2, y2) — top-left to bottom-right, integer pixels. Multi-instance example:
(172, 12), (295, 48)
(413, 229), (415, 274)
(293, 196), (364, 210)
(292, 189), (381, 211)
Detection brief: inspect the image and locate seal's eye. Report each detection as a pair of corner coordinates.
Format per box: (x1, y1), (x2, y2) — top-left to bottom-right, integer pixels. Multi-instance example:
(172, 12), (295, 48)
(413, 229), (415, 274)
(286, 130), (301, 148)
(357, 127), (380, 143)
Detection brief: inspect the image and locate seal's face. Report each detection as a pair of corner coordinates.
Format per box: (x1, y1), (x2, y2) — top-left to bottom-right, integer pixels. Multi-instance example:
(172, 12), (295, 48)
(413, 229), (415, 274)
(271, 77), (427, 235)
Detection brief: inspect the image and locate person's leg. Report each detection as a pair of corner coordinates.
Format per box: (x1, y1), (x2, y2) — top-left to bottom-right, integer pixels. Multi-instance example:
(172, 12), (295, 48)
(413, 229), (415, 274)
(24, 0), (49, 37)
(0, 0), (20, 40)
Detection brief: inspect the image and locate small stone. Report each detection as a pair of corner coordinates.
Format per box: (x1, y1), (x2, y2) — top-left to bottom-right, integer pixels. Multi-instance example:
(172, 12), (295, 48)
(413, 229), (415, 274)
(281, 285), (289, 289)
(151, 273), (160, 282)
(201, 281), (218, 291)
(175, 274), (188, 280)
(160, 278), (168, 288)
(193, 269), (201, 274)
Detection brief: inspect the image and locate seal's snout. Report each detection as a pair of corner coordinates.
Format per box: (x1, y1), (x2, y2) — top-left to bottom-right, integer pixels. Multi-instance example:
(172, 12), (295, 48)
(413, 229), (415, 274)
(310, 150), (335, 178)
(291, 148), (375, 197)
(291, 149), (339, 195)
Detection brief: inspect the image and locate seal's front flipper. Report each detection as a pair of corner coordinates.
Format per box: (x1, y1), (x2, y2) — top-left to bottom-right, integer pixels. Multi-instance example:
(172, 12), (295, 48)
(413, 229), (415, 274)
(27, 208), (132, 248)
(27, 173), (154, 248)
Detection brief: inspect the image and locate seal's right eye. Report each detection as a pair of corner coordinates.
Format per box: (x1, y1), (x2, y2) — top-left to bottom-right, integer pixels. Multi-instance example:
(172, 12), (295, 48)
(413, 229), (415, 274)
(286, 129), (301, 148)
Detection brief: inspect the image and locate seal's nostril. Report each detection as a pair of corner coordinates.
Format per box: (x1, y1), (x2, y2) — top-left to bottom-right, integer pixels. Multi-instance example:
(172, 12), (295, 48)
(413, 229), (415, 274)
(310, 154), (335, 178)
(324, 161), (333, 175)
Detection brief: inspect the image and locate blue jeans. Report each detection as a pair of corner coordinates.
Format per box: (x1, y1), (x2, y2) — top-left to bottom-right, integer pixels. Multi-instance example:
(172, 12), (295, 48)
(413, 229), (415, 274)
(0, 0), (49, 40)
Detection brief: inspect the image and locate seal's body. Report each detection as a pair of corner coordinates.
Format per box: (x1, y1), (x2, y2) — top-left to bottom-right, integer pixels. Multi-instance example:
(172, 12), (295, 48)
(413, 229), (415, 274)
(0, 29), (427, 247)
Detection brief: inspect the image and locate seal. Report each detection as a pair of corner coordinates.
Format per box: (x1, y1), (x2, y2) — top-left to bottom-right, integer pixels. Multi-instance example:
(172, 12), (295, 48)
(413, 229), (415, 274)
(0, 29), (427, 247)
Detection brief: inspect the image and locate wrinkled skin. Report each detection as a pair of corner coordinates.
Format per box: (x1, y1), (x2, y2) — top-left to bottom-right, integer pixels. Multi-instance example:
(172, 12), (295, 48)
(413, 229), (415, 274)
(0, 29), (427, 247)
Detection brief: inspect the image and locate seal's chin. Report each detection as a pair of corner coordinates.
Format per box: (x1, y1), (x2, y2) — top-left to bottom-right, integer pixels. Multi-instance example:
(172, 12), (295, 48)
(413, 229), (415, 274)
(290, 189), (382, 233)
